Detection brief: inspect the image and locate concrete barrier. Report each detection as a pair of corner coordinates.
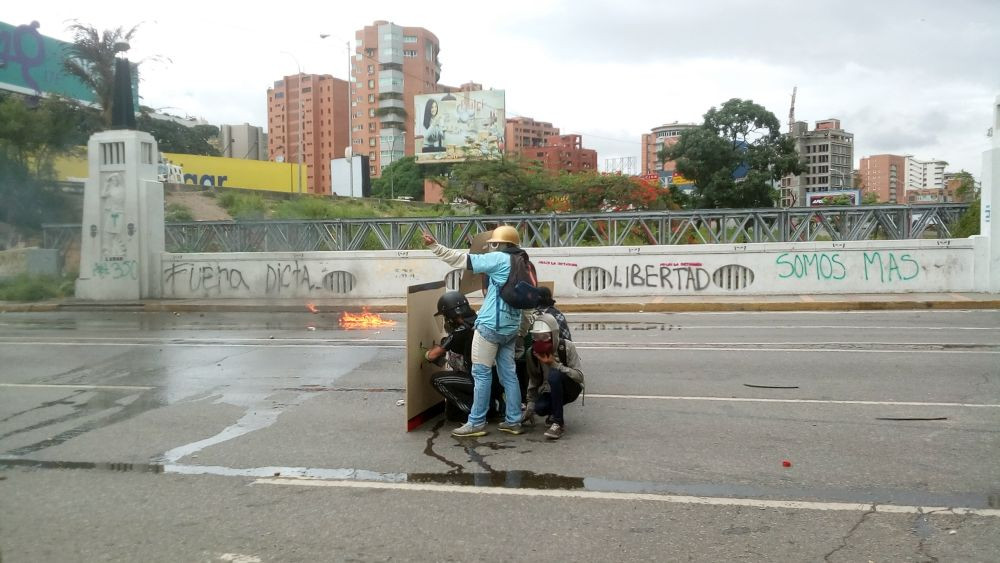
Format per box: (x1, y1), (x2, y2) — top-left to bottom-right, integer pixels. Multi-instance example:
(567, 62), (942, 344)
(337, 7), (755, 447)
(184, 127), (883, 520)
(159, 238), (983, 299)
(0, 248), (60, 279)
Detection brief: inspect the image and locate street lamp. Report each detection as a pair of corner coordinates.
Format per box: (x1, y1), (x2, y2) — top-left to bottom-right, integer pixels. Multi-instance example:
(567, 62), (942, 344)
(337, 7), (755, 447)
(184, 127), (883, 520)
(280, 51), (304, 195)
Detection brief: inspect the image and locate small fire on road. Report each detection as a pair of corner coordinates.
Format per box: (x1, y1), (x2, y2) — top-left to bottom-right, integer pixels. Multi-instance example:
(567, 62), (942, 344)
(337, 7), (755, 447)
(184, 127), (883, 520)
(339, 308), (397, 330)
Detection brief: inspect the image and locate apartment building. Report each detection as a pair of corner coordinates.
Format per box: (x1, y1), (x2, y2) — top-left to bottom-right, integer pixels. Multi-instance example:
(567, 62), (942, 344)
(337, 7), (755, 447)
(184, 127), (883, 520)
(352, 21), (441, 177)
(266, 73), (349, 194)
(527, 134), (597, 173)
(220, 123), (267, 160)
(640, 122), (698, 177)
(506, 117), (560, 158)
(858, 154), (906, 203)
(780, 119), (854, 207)
(905, 156), (947, 191)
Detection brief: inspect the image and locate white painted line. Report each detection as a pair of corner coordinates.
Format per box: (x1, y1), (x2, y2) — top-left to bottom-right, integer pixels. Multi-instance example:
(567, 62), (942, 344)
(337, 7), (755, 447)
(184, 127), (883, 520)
(585, 394), (1000, 408)
(253, 477), (1000, 517)
(578, 346), (1000, 355)
(0, 383), (155, 391)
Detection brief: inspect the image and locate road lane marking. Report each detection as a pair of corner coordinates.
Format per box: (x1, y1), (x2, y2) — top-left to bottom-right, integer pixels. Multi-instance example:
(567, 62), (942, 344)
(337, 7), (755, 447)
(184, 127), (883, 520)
(0, 383), (154, 391)
(586, 394), (1000, 408)
(252, 477), (1000, 517)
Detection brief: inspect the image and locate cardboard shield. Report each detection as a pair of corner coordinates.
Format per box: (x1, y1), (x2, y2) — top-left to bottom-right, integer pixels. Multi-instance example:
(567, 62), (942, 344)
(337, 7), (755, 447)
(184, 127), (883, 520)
(405, 280), (446, 431)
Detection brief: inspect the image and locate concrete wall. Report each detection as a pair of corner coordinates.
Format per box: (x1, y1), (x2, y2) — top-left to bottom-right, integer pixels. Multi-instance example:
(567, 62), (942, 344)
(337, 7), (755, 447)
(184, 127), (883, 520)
(0, 248), (60, 279)
(159, 239), (982, 299)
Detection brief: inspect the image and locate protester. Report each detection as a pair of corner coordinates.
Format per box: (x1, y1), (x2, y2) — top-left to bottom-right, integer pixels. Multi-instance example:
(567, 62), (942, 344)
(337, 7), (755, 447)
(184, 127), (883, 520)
(523, 313), (585, 440)
(423, 226), (525, 437)
(424, 291), (504, 421)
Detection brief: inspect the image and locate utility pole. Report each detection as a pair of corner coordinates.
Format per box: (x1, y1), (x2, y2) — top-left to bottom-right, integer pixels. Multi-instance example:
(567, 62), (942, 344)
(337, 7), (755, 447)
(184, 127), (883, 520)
(390, 134), (398, 199)
(347, 40), (355, 197)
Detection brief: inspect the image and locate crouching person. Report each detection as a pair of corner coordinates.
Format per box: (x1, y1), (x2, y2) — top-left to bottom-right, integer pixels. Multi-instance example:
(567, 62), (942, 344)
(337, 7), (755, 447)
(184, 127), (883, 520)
(424, 291), (505, 422)
(523, 313), (584, 440)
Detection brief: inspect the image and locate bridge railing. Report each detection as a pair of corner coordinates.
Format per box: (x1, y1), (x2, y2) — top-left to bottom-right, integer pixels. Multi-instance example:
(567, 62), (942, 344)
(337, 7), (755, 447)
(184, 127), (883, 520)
(42, 204), (971, 255)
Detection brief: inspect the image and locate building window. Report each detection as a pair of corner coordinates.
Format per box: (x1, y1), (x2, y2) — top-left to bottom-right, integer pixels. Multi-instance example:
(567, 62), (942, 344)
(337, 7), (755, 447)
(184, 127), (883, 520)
(404, 35), (417, 43)
(367, 79), (375, 88)
(367, 65), (374, 74)
(368, 94), (375, 103)
(404, 50), (417, 57)
(302, 87), (311, 93)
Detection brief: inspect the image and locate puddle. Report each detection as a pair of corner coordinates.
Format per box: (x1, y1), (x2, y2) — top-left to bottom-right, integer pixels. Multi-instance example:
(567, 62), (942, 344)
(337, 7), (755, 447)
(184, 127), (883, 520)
(3, 457), (999, 510)
(571, 322), (675, 332)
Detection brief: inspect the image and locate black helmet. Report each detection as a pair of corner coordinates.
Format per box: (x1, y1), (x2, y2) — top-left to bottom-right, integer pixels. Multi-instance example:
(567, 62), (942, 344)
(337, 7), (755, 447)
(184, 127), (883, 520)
(435, 291), (473, 319)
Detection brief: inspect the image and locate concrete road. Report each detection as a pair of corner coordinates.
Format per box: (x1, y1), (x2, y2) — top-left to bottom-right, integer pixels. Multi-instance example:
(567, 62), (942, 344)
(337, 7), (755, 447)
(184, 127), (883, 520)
(1, 309), (998, 562)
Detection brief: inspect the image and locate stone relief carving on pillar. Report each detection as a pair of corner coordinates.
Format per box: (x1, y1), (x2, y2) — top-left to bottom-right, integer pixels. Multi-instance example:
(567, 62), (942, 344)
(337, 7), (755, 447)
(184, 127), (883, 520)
(100, 172), (128, 259)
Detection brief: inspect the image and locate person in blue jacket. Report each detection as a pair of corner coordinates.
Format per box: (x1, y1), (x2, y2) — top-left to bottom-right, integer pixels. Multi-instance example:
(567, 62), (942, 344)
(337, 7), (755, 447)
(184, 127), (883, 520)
(423, 226), (524, 437)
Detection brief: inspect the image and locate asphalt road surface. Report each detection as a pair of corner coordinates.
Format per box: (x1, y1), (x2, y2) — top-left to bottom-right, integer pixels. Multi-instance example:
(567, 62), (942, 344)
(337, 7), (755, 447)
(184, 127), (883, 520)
(1, 309), (999, 562)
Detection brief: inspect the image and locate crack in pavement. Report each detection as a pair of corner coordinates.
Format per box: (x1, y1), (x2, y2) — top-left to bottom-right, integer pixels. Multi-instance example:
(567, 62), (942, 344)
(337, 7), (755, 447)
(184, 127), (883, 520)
(912, 512), (941, 563)
(823, 504), (876, 562)
(422, 419), (463, 474)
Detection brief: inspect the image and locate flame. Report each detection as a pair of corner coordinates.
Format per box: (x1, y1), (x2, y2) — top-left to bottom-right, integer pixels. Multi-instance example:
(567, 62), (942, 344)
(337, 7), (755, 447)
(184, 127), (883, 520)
(339, 307), (397, 330)
(306, 304), (318, 314)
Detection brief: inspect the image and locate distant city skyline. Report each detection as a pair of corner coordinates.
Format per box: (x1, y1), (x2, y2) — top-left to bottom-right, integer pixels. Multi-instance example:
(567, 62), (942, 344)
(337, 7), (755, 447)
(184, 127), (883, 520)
(4, 0), (997, 176)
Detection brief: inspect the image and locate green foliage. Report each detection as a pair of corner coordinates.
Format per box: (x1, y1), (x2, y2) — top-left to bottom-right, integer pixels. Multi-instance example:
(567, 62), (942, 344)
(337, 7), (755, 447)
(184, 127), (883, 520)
(272, 197), (378, 219)
(164, 202), (194, 222)
(662, 98), (804, 209)
(951, 170), (977, 202)
(371, 157), (449, 200)
(0, 95), (85, 229)
(136, 111), (220, 156)
(63, 21), (141, 127)
(953, 200), (981, 238)
(217, 192), (268, 220)
(0, 273), (75, 301)
(862, 192), (879, 205)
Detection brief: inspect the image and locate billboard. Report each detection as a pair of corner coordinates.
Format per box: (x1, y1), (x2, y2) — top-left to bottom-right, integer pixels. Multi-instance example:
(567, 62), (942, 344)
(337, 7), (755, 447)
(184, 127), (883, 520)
(55, 152), (303, 193)
(414, 90), (505, 164)
(0, 20), (138, 107)
(807, 189), (862, 207)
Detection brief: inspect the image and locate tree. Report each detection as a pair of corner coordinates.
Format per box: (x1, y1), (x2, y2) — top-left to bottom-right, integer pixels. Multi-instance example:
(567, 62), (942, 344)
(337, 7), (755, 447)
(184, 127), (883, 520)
(370, 156), (448, 200)
(440, 157), (554, 214)
(951, 170), (978, 202)
(0, 94), (82, 229)
(134, 109), (220, 155)
(662, 98), (804, 209)
(62, 21), (140, 127)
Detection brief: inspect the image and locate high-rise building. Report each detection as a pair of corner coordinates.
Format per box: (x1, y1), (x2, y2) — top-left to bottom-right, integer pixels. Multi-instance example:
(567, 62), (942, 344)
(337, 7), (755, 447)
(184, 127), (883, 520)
(527, 134), (597, 173)
(352, 21), (441, 178)
(904, 156), (947, 191)
(858, 154), (906, 203)
(640, 122), (698, 177)
(506, 117), (560, 158)
(780, 119), (854, 207)
(220, 124), (267, 160)
(266, 73), (349, 194)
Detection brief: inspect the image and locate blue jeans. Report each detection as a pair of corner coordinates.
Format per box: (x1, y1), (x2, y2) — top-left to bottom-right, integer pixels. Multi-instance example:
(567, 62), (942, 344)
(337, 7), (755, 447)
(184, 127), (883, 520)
(469, 325), (521, 426)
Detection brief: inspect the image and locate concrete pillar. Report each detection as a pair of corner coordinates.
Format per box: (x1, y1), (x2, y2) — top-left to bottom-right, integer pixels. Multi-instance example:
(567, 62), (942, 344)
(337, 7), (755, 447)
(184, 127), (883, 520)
(76, 130), (164, 300)
(977, 95), (1000, 293)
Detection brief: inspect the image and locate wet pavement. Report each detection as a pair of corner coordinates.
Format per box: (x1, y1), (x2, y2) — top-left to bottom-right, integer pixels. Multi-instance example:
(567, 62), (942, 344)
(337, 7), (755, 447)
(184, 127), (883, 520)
(1, 309), (999, 561)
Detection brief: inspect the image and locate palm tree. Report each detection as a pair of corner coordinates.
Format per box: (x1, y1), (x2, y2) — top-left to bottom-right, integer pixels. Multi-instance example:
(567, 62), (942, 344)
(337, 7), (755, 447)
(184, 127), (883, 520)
(62, 21), (140, 127)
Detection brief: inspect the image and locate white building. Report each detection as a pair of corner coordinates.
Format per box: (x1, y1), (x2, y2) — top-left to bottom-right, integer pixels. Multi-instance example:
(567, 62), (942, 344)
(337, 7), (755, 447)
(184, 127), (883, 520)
(780, 119), (855, 207)
(904, 156), (947, 191)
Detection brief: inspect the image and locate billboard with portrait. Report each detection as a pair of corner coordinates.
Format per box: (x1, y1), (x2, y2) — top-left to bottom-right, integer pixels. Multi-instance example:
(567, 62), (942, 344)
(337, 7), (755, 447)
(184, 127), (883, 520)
(414, 90), (505, 164)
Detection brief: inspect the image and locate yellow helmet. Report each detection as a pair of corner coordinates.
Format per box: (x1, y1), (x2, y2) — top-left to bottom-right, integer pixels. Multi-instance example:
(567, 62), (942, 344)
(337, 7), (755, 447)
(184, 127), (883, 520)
(487, 225), (520, 245)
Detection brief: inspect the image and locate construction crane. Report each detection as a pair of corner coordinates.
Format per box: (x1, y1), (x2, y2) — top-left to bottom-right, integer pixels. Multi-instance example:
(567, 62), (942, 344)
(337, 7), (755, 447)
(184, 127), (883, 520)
(788, 86), (797, 134)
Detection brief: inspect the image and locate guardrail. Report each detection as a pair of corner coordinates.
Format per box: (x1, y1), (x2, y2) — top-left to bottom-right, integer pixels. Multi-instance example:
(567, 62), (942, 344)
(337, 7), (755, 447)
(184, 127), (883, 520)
(43, 204), (971, 254)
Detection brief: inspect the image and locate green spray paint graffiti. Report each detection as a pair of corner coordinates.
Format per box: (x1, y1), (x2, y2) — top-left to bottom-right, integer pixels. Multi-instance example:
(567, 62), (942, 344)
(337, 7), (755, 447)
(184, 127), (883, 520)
(775, 253), (847, 280)
(863, 252), (919, 282)
(776, 251), (920, 283)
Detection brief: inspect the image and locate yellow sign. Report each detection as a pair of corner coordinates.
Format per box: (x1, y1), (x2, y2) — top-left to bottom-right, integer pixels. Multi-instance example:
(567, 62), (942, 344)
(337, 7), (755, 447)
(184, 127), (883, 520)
(54, 151), (303, 193)
(672, 172), (694, 185)
(162, 153), (301, 193)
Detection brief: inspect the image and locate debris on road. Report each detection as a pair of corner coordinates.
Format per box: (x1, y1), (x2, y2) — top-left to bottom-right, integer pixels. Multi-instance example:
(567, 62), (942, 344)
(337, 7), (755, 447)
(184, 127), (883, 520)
(745, 384), (800, 389)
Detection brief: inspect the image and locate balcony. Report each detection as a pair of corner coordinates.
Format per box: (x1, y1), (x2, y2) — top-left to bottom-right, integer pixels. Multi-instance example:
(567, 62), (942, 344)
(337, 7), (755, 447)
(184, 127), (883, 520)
(378, 98), (405, 112)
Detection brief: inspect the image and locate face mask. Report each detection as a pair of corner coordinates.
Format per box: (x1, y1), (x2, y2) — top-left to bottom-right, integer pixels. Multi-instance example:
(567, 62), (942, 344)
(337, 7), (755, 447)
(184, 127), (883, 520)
(532, 338), (553, 356)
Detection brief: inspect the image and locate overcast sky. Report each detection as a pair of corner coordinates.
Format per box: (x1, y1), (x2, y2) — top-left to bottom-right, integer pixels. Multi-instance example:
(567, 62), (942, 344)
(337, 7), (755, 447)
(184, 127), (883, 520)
(9, 0), (999, 175)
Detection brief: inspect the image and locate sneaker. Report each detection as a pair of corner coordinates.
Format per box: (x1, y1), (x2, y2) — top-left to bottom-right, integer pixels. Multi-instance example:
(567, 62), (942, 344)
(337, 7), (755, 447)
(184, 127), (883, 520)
(521, 410), (536, 427)
(498, 422), (524, 435)
(451, 422), (488, 437)
(544, 423), (564, 440)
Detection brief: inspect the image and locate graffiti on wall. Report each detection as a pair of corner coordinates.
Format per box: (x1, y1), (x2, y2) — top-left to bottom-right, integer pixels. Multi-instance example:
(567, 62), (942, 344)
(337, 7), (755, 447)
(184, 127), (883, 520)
(572, 263), (754, 292)
(774, 251), (920, 284)
(161, 261), (356, 296)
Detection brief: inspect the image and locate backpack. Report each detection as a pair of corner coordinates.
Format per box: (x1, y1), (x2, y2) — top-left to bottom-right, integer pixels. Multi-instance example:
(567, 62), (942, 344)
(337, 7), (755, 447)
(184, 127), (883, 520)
(497, 248), (541, 309)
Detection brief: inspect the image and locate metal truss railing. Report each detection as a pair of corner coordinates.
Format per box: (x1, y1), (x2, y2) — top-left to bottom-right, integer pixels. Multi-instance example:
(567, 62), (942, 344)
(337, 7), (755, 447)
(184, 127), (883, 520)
(42, 204), (972, 255)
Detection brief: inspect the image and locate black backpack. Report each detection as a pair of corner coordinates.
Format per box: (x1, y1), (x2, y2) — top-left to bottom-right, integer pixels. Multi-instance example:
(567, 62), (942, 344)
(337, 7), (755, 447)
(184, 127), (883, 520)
(497, 248), (541, 309)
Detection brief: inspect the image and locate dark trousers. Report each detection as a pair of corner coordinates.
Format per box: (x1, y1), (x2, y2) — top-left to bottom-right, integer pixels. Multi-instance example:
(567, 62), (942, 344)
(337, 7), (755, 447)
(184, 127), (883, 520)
(534, 369), (582, 426)
(431, 370), (504, 422)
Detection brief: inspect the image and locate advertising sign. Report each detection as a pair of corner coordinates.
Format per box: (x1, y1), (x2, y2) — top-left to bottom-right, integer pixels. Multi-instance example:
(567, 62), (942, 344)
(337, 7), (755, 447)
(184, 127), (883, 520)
(0, 20), (138, 106)
(807, 189), (862, 207)
(414, 90), (505, 164)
